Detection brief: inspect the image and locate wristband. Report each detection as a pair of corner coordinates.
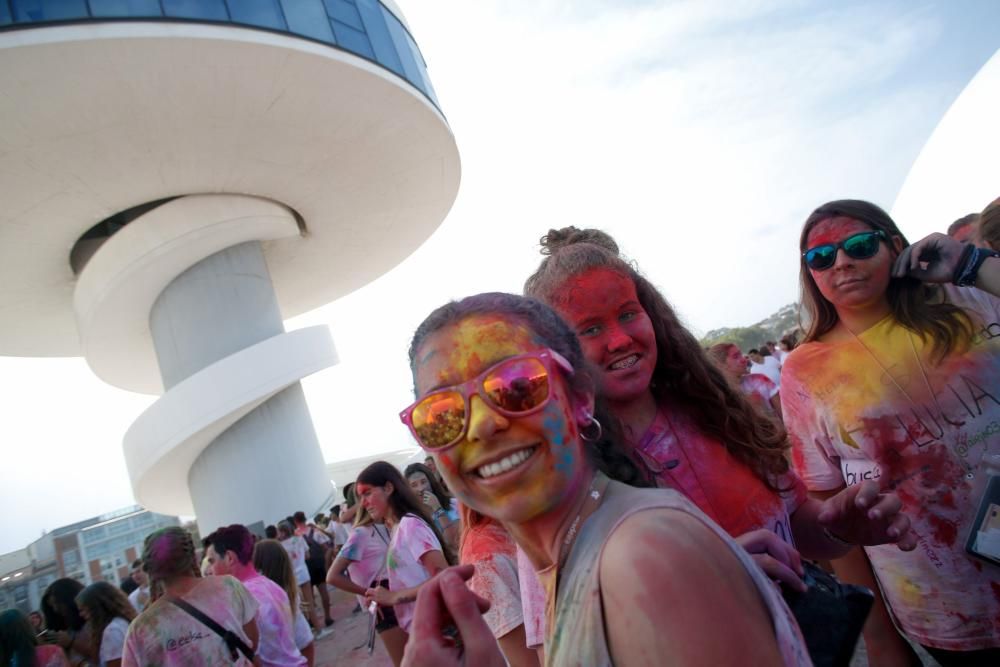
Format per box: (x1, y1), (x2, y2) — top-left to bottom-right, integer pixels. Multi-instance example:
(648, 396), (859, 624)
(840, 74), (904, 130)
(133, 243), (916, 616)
(953, 245), (1000, 287)
(822, 527), (852, 547)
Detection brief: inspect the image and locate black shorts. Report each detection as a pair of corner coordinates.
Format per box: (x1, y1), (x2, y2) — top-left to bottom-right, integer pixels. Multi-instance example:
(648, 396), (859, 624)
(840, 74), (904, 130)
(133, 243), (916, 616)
(372, 579), (399, 633)
(307, 559), (326, 586)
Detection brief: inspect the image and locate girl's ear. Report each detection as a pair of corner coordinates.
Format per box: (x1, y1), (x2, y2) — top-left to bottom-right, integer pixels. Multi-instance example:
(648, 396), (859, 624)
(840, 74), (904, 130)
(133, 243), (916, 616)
(891, 234), (905, 254)
(570, 375), (597, 432)
(384, 481), (394, 497)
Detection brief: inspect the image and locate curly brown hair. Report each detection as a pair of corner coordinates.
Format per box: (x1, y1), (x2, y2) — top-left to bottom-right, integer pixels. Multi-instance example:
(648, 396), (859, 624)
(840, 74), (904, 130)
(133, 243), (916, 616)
(76, 581), (136, 660)
(524, 227), (791, 491)
(798, 200), (974, 362)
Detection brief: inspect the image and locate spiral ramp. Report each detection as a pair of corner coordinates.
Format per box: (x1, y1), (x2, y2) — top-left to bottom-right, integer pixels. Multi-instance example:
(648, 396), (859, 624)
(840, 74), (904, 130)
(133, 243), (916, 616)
(74, 195), (338, 528)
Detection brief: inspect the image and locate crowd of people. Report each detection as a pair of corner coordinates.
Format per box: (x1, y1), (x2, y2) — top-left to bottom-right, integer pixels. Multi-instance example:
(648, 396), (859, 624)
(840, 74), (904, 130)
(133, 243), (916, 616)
(2, 196), (998, 666)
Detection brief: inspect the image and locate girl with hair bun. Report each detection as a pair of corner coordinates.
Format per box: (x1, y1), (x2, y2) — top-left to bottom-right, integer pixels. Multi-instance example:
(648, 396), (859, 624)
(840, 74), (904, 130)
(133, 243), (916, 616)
(120, 526), (260, 666)
(524, 226), (915, 586)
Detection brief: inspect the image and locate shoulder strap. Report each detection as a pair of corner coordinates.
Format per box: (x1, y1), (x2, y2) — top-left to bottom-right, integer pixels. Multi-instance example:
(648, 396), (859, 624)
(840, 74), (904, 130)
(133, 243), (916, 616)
(168, 596), (254, 662)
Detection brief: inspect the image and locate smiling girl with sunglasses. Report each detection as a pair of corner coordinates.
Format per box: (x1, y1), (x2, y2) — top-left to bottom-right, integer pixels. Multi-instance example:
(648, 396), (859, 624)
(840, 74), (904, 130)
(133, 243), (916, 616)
(783, 200), (1000, 666)
(402, 293), (811, 666)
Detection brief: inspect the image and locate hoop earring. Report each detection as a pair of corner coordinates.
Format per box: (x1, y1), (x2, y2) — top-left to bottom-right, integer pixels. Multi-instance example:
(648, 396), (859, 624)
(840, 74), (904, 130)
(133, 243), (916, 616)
(580, 415), (603, 442)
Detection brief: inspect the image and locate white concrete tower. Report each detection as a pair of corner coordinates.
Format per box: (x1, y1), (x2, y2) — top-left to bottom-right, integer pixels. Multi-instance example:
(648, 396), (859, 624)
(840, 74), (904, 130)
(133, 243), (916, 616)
(0, 1), (460, 533)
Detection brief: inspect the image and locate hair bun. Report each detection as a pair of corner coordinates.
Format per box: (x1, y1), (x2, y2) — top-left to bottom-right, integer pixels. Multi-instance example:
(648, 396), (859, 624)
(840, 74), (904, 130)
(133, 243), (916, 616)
(539, 227), (620, 256)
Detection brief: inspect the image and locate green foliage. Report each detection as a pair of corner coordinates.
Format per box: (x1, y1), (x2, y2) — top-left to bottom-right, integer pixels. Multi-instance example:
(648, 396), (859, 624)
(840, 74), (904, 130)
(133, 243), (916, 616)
(702, 327), (767, 350)
(700, 303), (801, 351)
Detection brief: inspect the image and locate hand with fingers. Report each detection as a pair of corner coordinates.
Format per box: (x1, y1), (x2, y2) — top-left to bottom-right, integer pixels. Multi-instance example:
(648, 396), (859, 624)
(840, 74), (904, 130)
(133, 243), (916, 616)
(892, 232), (966, 283)
(818, 481), (918, 551)
(422, 490), (443, 513)
(735, 529), (807, 592)
(402, 564), (505, 667)
(365, 584), (397, 608)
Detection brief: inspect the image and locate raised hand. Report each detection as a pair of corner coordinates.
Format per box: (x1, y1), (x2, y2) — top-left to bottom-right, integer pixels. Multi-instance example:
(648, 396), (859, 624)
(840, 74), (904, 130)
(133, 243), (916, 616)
(402, 565), (503, 667)
(892, 232), (966, 283)
(818, 481), (917, 551)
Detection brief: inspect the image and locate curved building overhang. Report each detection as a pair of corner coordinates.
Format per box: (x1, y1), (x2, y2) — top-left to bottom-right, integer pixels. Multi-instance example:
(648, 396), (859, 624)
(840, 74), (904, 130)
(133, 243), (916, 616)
(892, 49), (1000, 232)
(0, 19), (461, 364)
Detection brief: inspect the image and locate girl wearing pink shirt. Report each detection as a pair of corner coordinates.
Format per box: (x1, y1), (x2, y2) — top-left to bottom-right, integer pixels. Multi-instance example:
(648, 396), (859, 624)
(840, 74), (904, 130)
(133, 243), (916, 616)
(327, 505), (407, 666)
(357, 462), (454, 640)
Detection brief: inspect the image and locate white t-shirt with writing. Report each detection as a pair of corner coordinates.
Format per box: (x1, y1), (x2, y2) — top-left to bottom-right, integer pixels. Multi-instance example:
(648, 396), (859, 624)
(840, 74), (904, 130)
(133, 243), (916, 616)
(121, 575), (257, 666)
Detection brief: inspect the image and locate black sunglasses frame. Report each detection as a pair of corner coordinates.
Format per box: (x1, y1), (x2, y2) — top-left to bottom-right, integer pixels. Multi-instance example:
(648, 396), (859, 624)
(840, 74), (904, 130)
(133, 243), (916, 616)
(802, 230), (887, 271)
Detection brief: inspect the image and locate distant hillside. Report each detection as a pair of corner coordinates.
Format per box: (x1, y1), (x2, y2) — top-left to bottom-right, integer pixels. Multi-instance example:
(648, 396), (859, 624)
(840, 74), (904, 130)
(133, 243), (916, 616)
(701, 303), (801, 350)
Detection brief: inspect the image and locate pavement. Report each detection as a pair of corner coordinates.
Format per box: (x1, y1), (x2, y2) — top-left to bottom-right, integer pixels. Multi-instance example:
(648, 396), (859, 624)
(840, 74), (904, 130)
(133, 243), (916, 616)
(312, 586), (393, 667)
(309, 584), (941, 667)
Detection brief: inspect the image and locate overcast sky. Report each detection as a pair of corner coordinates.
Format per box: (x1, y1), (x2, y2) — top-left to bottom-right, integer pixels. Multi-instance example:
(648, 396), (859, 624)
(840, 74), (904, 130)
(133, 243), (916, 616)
(2, 0), (999, 555)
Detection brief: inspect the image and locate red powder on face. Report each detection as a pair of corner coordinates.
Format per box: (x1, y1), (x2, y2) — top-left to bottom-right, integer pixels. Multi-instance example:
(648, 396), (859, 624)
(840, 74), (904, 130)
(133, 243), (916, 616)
(550, 267), (657, 406)
(554, 269), (636, 323)
(806, 217), (871, 248)
(437, 451), (460, 476)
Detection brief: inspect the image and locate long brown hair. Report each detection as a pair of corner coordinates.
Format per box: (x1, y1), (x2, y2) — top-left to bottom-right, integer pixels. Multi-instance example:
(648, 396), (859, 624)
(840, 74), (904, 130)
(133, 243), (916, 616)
(252, 539), (299, 619)
(76, 581), (136, 660)
(524, 227), (791, 490)
(357, 462), (457, 565)
(799, 200), (974, 361)
(404, 462), (453, 510)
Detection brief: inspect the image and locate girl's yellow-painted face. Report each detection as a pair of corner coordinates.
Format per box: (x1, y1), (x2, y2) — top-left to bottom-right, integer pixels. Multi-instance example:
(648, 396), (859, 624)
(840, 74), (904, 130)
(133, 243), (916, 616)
(412, 314), (593, 524)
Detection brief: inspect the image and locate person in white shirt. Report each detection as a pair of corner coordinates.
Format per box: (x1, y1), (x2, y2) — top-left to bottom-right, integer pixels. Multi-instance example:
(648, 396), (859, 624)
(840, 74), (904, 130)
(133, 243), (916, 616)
(207, 524), (307, 667)
(765, 340), (787, 366)
(77, 581), (137, 667)
(328, 505), (351, 551)
(293, 511), (334, 630)
(748, 347), (782, 387)
(278, 520), (322, 633)
(126, 560), (150, 613)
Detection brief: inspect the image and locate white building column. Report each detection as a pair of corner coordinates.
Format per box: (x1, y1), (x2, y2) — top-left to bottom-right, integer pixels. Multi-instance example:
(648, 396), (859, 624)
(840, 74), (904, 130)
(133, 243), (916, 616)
(73, 195), (338, 531)
(148, 240), (332, 533)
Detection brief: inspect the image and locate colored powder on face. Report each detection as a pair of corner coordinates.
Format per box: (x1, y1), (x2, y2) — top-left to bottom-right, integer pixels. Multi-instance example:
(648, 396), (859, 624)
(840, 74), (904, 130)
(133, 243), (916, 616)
(806, 216), (871, 248)
(552, 268), (638, 325)
(543, 408), (574, 473)
(442, 317), (540, 385)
